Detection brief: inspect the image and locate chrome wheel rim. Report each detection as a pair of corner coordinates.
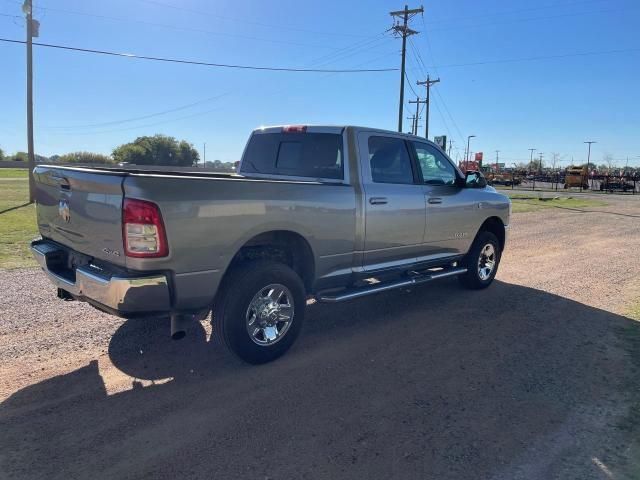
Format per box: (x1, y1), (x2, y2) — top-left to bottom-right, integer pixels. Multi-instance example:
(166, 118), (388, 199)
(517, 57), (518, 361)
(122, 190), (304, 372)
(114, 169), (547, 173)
(477, 243), (496, 281)
(245, 284), (294, 346)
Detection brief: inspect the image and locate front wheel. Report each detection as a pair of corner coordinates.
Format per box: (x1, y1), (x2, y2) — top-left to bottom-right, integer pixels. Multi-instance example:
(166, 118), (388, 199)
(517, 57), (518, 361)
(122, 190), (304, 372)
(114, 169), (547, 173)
(459, 231), (501, 290)
(213, 260), (306, 364)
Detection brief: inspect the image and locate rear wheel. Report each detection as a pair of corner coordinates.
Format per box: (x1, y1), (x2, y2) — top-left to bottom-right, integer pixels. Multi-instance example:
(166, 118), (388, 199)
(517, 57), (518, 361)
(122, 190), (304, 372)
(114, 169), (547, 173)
(213, 260), (306, 364)
(459, 231), (501, 289)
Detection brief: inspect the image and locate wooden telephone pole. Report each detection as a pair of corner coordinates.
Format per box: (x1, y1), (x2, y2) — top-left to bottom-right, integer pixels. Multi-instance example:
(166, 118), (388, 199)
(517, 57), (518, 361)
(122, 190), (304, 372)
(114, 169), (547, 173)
(390, 5), (423, 133)
(23, 0), (38, 202)
(406, 115), (416, 135)
(408, 96), (427, 136)
(417, 75), (440, 139)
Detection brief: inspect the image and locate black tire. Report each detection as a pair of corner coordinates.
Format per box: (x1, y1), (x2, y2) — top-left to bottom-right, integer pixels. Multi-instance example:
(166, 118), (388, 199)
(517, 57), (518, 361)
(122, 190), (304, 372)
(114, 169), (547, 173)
(213, 260), (306, 364)
(458, 231), (501, 290)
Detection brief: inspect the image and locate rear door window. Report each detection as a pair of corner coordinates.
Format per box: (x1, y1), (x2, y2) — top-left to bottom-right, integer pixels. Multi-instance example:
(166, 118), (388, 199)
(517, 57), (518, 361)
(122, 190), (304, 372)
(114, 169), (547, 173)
(242, 132), (343, 180)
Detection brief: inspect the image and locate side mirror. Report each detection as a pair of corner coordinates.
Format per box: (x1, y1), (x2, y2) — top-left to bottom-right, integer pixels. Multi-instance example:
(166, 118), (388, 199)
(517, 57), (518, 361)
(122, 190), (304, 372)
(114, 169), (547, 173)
(465, 171), (487, 188)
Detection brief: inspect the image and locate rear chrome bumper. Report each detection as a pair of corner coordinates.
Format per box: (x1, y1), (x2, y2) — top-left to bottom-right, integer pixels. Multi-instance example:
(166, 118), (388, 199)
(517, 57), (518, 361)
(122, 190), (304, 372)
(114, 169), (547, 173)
(31, 239), (171, 315)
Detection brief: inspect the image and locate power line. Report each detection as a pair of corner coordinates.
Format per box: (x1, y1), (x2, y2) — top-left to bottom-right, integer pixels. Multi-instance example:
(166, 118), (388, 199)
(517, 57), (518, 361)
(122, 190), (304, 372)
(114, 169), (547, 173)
(431, 96), (453, 145)
(0, 38), (397, 72)
(404, 71), (420, 98)
(433, 88), (465, 147)
(415, 13), (463, 147)
(426, 5), (630, 33)
(48, 47), (400, 135)
(408, 36), (428, 78)
(135, 0), (371, 38)
(43, 93), (232, 129)
(422, 0), (608, 25)
(43, 34), (394, 131)
(24, 3), (373, 51)
(53, 104), (228, 136)
(408, 47), (640, 69)
(2, 0), (391, 53)
(310, 33), (392, 68)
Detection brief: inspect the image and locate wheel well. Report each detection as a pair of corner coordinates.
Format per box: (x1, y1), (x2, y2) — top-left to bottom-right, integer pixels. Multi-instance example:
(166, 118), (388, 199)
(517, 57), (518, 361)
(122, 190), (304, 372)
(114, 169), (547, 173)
(478, 216), (505, 251)
(226, 231), (315, 292)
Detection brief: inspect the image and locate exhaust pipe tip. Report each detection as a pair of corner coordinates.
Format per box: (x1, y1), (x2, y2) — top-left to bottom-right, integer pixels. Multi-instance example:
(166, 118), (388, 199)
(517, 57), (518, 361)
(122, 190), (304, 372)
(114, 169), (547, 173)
(170, 313), (190, 340)
(171, 330), (186, 341)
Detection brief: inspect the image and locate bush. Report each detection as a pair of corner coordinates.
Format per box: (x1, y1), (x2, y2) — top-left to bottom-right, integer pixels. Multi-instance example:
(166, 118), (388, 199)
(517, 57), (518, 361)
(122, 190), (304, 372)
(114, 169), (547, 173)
(57, 152), (113, 164)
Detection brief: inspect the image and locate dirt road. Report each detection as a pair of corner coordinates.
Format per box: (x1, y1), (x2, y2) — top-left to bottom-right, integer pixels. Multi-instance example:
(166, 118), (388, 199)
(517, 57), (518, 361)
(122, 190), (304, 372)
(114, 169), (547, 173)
(1, 196), (639, 479)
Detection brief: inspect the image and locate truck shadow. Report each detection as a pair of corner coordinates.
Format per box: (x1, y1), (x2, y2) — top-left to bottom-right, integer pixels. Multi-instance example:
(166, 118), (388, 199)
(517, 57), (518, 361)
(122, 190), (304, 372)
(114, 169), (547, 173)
(1, 280), (638, 480)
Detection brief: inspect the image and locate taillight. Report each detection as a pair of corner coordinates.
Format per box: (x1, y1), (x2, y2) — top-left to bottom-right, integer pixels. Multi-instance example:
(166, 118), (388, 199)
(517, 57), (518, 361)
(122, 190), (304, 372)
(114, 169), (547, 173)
(122, 198), (168, 258)
(282, 125), (307, 133)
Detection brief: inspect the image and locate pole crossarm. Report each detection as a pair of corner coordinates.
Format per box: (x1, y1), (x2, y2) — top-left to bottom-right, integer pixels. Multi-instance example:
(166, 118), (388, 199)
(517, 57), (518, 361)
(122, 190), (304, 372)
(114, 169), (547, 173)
(389, 7), (424, 17)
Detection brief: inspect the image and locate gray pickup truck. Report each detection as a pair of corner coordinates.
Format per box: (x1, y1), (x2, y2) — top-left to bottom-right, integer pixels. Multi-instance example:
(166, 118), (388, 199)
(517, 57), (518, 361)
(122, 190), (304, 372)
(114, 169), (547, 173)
(31, 125), (510, 363)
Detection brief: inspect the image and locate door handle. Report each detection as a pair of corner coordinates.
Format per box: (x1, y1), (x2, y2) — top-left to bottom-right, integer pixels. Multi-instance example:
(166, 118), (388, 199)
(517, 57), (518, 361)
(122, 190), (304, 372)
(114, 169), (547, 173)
(369, 197), (388, 205)
(428, 197), (443, 204)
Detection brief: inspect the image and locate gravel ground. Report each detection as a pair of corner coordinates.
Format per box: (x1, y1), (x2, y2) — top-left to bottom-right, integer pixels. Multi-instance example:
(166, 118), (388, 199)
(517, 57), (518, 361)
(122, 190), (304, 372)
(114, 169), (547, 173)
(1, 195), (639, 479)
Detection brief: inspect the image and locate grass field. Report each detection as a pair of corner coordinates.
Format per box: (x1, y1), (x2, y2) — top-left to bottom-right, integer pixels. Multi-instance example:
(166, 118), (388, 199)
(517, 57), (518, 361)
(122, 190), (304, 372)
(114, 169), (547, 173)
(506, 193), (608, 213)
(0, 169), (38, 269)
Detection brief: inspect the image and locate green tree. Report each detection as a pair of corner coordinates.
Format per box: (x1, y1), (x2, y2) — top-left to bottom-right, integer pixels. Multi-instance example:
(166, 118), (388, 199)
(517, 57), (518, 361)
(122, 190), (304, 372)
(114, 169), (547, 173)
(0, 147), (4, 161)
(8, 151), (28, 162)
(112, 134), (199, 166)
(178, 140), (199, 166)
(204, 159), (235, 171)
(58, 152), (113, 164)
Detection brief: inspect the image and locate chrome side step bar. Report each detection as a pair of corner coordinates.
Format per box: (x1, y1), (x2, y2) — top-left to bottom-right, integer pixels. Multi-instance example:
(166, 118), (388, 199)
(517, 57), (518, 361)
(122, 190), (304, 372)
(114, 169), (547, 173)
(315, 267), (467, 303)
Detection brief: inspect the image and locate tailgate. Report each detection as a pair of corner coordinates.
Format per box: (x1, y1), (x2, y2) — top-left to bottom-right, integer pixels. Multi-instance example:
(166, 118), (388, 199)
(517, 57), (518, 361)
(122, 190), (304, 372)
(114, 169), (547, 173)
(33, 166), (127, 266)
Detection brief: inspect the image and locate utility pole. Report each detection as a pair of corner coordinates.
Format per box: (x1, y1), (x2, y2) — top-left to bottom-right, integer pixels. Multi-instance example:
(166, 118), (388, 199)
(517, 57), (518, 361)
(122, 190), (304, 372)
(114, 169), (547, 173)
(465, 135), (475, 170)
(23, 0), (37, 203)
(584, 140), (596, 189)
(203, 142), (206, 168)
(412, 96), (420, 135)
(528, 148), (536, 173)
(417, 75), (440, 139)
(406, 115), (416, 135)
(495, 150), (500, 173)
(538, 152), (544, 172)
(448, 139), (454, 156)
(408, 96), (426, 136)
(532, 152), (542, 191)
(390, 5), (423, 133)
(552, 152), (560, 190)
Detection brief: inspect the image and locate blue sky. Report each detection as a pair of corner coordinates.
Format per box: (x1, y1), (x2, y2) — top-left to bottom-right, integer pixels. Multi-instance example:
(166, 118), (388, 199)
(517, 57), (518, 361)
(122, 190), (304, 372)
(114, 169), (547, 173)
(1, 0), (639, 167)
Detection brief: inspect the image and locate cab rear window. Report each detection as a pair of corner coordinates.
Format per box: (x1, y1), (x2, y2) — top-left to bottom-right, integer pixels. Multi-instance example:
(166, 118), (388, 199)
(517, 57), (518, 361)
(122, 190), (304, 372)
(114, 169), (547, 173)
(241, 132), (343, 180)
